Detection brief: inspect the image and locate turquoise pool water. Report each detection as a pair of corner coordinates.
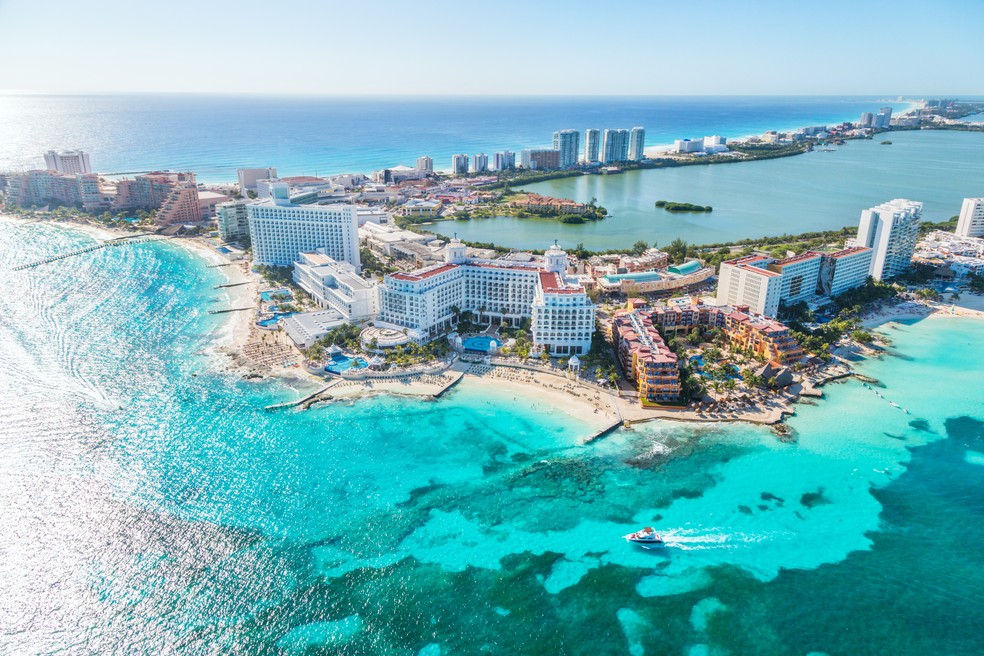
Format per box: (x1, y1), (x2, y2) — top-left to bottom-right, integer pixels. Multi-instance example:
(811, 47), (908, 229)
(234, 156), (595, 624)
(257, 312), (292, 327)
(326, 354), (368, 374)
(260, 288), (292, 302)
(463, 335), (498, 352)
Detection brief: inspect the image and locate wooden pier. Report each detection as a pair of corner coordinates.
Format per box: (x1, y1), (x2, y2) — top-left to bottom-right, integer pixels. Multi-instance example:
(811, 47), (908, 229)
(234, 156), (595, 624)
(214, 281), (251, 289)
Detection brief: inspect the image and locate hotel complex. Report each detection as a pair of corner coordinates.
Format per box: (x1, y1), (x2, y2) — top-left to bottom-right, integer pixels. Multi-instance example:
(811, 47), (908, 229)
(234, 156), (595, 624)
(247, 183), (360, 268)
(43, 150), (91, 175)
(855, 199), (921, 280)
(956, 198), (984, 238)
(817, 247), (874, 296)
(716, 255), (783, 317)
(612, 300), (806, 404)
(376, 240), (594, 356)
(293, 251), (379, 322)
(716, 246), (874, 317)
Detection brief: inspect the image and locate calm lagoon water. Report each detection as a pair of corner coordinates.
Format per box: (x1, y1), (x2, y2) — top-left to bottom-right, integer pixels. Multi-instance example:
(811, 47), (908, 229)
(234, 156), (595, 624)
(2, 217), (984, 653)
(436, 129), (984, 250)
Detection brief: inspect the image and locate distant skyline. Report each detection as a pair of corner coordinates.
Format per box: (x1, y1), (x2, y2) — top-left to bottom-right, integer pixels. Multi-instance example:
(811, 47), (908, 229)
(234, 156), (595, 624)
(1, 0), (983, 96)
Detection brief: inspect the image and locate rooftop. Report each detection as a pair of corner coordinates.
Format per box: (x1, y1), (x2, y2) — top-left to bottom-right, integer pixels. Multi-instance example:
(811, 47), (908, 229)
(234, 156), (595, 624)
(390, 263), (458, 281)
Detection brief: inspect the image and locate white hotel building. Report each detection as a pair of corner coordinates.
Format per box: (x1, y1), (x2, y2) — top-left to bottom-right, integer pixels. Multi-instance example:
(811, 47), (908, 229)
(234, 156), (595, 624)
(817, 247), (873, 296)
(377, 240), (594, 356)
(716, 255), (783, 318)
(766, 252), (823, 305)
(293, 251), (378, 322)
(956, 198), (984, 238)
(247, 183), (360, 268)
(856, 199), (921, 280)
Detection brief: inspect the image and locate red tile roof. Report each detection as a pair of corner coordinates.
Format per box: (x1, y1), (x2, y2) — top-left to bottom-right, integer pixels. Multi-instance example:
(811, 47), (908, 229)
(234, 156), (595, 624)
(390, 263), (458, 281)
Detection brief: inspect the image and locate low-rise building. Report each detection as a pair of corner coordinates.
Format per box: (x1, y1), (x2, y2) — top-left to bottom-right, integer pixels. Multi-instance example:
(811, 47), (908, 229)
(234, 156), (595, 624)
(400, 199), (442, 218)
(293, 251), (378, 322)
(197, 190), (231, 219)
(237, 167), (277, 192)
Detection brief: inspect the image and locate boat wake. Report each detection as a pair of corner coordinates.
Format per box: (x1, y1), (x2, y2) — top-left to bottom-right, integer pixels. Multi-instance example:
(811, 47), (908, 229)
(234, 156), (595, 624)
(654, 529), (769, 550)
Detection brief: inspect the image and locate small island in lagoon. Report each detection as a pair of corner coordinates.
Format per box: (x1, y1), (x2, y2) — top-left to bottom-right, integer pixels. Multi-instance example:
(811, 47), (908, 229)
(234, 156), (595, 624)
(655, 200), (713, 213)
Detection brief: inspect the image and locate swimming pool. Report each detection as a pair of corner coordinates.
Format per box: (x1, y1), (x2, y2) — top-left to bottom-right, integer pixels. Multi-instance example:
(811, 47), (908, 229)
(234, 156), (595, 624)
(326, 355), (368, 374)
(257, 313), (292, 327)
(462, 335), (499, 353)
(690, 356), (740, 379)
(260, 288), (292, 302)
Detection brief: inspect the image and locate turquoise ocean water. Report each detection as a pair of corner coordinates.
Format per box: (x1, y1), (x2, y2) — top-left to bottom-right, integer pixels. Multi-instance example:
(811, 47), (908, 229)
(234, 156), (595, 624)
(0, 95), (915, 182)
(2, 219), (984, 654)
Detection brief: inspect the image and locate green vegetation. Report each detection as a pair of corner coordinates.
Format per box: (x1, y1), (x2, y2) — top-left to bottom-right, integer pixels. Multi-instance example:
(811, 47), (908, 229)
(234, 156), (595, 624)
(384, 340), (450, 366)
(968, 274), (984, 294)
(302, 323), (363, 360)
(919, 215), (959, 235)
(880, 140), (893, 145)
(725, 142), (812, 158)
(359, 247), (397, 277)
(254, 264), (294, 287)
(655, 200), (712, 213)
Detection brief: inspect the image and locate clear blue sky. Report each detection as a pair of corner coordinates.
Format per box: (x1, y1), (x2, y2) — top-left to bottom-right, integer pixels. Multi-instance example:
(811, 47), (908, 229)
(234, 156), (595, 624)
(1, 0), (981, 95)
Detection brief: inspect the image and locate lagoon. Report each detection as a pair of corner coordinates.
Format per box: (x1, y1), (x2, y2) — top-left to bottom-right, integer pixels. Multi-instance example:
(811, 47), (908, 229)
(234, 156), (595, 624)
(434, 130), (984, 250)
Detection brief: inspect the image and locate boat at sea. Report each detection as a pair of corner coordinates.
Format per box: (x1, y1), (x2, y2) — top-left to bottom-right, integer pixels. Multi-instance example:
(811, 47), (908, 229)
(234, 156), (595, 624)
(624, 527), (664, 545)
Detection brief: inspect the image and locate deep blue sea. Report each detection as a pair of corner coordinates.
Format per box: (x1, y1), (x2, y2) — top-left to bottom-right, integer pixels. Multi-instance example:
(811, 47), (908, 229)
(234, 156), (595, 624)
(0, 95), (914, 182)
(2, 217), (984, 654)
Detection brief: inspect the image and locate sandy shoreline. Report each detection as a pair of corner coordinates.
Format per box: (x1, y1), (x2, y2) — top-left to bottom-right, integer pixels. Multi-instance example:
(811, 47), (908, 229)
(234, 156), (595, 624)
(9, 213), (981, 435)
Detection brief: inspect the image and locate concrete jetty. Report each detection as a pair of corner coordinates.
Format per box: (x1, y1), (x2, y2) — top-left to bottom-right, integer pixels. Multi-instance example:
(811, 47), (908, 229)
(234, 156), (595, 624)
(12, 235), (170, 271)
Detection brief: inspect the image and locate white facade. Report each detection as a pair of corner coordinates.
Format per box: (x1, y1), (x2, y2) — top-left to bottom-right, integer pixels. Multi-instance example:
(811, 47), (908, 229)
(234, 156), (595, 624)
(470, 153), (489, 173)
(767, 253), (822, 305)
(237, 167), (277, 192)
(293, 251), (378, 322)
(43, 150), (91, 174)
(416, 156), (433, 172)
(584, 129), (600, 163)
(956, 198), (984, 238)
(247, 199), (360, 268)
(628, 127), (646, 161)
(856, 199), (921, 280)
(716, 255), (783, 318)
(451, 154), (469, 175)
(377, 240), (594, 355)
(216, 199), (250, 242)
(493, 151), (515, 171)
(673, 139), (704, 154)
(552, 129), (581, 168)
(818, 247), (873, 296)
(530, 244), (594, 355)
(601, 129), (630, 163)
